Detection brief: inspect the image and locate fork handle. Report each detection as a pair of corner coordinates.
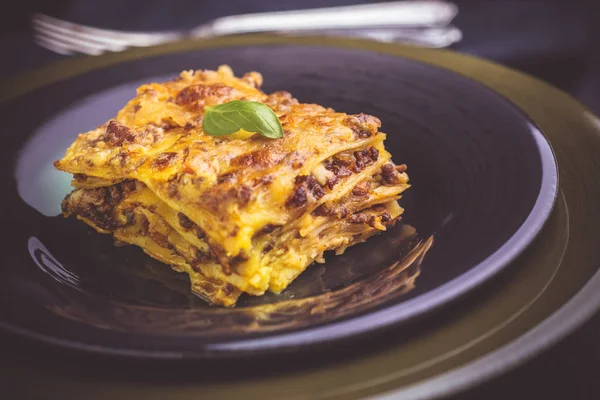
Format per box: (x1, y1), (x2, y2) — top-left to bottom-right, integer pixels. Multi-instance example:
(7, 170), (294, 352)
(192, 1), (458, 37)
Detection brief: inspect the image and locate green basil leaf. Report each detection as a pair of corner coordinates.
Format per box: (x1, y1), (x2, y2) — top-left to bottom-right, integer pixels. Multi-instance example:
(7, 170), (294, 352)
(202, 100), (284, 139)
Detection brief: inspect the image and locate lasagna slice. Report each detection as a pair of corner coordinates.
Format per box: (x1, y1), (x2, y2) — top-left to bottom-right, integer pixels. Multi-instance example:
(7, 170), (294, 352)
(55, 65), (410, 306)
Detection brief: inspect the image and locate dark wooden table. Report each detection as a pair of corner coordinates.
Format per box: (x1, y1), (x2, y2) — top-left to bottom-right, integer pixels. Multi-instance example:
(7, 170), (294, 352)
(1, 1), (599, 398)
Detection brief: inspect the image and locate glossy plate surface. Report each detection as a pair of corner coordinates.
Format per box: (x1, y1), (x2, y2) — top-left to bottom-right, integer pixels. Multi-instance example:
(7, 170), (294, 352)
(0, 41), (557, 357)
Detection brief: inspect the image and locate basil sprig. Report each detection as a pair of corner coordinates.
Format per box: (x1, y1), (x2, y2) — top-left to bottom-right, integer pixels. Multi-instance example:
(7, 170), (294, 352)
(202, 100), (284, 139)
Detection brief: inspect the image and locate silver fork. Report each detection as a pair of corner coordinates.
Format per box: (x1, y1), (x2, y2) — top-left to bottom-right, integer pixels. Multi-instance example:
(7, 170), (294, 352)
(32, 0), (461, 56)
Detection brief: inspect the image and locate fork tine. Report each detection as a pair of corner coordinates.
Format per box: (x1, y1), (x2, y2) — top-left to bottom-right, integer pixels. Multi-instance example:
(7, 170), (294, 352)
(35, 30), (109, 55)
(34, 27), (128, 53)
(33, 35), (76, 56)
(32, 13), (181, 47)
(33, 15), (132, 50)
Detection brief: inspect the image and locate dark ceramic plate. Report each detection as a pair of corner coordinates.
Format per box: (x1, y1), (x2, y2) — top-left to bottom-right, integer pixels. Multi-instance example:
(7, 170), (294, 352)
(0, 41), (557, 358)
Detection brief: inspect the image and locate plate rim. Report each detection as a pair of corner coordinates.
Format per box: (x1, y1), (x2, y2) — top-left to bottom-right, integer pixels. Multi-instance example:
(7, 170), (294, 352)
(378, 263), (600, 400)
(0, 35), (559, 358)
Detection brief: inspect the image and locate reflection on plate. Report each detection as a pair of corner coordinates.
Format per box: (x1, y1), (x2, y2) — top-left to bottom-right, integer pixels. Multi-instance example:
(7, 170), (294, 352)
(31, 224), (432, 335)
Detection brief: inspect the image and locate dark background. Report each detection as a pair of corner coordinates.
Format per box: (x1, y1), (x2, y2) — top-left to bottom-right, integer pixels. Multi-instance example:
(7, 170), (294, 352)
(1, 0), (599, 398)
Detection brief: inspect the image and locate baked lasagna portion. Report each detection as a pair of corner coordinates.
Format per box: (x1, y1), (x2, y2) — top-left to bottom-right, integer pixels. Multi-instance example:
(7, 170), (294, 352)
(54, 65), (410, 306)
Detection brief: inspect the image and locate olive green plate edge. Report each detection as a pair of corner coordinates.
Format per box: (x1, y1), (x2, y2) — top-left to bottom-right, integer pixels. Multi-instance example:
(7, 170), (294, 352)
(2, 35), (600, 399)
